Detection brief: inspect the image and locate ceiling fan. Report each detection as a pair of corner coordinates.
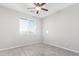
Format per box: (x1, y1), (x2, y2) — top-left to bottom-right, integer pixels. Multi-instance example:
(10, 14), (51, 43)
(27, 3), (48, 14)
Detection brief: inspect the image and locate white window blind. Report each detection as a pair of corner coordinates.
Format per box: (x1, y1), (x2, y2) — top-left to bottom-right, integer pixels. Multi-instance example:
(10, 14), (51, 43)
(19, 18), (36, 34)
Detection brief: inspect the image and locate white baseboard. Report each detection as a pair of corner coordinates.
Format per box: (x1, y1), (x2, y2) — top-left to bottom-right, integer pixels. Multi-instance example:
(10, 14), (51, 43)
(0, 40), (42, 51)
(1, 40), (79, 54)
(43, 41), (79, 53)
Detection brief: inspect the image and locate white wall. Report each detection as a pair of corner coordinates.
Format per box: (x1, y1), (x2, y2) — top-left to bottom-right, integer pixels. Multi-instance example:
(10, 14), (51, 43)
(43, 4), (79, 52)
(0, 6), (42, 50)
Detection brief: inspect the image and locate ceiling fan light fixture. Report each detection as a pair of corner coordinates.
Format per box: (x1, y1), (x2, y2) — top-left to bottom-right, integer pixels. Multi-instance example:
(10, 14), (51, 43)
(27, 3), (48, 14)
(35, 7), (41, 11)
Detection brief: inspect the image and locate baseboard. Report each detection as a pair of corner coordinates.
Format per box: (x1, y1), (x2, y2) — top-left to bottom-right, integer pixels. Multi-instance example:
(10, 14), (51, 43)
(43, 41), (79, 53)
(1, 40), (79, 54)
(0, 40), (42, 51)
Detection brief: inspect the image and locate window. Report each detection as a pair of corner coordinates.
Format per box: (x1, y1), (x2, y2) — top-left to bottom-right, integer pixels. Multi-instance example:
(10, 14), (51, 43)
(19, 17), (36, 34)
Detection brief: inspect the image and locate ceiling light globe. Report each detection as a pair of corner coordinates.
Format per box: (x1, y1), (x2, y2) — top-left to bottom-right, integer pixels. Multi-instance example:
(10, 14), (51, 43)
(35, 7), (41, 11)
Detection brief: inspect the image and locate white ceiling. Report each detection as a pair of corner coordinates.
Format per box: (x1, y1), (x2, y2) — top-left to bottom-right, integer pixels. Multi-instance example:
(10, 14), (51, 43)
(0, 3), (74, 18)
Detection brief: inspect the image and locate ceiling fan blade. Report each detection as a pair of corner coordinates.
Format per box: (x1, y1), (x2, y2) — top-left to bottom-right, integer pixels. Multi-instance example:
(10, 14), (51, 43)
(41, 8), (48, 11)
(27, 7), (35, 9)
(36, 11), (39, 14)
(34, 3), (37, 5)
(40, 3), (46, 6)
(34, 3), (39, 6)
(37, 3), (40, 5)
